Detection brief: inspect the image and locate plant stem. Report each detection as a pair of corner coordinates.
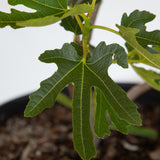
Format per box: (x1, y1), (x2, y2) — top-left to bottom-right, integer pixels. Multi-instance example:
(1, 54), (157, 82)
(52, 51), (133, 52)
(83, 19), (90, 60)
(73, 34), (76, 42)
(91, 0), (97, 9)
(82, 38), (88, 60)
(90, 25), (120, 35)
(75, 15), (84, 33)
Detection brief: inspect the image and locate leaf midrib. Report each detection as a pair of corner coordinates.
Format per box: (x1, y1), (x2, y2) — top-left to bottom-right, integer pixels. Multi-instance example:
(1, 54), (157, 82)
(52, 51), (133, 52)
(128, 17), (149, 28)
(79, 62), (87, 159)
(136, 34), (160, 46)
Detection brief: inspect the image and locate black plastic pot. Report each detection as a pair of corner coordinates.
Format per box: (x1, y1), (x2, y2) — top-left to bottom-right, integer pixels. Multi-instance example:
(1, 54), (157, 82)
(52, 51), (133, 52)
(1, 83), (160, 123)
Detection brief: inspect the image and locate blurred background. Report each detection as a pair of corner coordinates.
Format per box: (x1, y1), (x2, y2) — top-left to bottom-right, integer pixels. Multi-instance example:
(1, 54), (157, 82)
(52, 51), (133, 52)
(0, 0), (160, 105)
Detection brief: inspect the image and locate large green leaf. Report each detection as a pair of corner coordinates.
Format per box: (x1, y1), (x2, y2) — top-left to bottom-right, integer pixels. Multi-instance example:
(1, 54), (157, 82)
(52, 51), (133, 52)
(0, 0), (94, 28)
(132, 65), (160, 91)
(25, 42), (141, 160)
(117, 25), (160, 69)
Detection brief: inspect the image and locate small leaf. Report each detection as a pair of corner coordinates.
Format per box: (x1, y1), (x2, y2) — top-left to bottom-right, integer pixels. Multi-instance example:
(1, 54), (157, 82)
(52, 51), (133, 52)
(60, 16), (83, 35)
(117, 25), (160, 69)
(132, 65), (160, 91)
(0, 1), (94, 28)
(89, 42), (128, 68)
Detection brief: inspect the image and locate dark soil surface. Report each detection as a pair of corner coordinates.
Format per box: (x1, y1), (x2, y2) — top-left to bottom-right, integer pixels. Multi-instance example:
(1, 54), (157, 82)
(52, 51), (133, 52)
(0, 86), (160, 160)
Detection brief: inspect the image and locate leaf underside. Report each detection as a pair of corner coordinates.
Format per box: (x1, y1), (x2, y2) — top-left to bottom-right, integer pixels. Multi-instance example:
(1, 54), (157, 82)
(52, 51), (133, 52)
(0, 0), (94, 28)
(25, 42), (141, 160)
(118, 10), (160, 69)
(132, 65), (160, 91)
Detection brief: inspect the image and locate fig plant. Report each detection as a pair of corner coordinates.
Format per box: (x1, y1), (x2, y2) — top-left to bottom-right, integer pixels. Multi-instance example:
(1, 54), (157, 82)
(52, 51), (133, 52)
(1, 0), (160, 159)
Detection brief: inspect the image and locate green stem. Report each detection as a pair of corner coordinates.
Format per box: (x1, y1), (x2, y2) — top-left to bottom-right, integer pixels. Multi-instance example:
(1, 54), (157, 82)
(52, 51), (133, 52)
(83, 19), (90, 60)
(90, 25), (120, 35)
(82, 38), (88, 60)
(80, 14), (88, 20)
(75, 15), (84, 33)
(91, 0), (97, 9)
(73, 34), (76, 42)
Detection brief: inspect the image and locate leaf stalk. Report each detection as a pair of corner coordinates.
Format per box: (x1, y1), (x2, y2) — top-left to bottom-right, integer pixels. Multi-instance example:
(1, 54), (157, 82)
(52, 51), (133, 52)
(75, 15), (84, 33)
(83, 18), (90, 60)
(91, 0), (97, 9)
(90, 25), (120, 35)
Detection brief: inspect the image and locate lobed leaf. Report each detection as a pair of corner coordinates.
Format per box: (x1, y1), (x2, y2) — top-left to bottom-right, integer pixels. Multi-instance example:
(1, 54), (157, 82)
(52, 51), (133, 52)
(119, 10), (160, 71)
(0, 0), (94, 28)
(25, 42), (141, 160)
